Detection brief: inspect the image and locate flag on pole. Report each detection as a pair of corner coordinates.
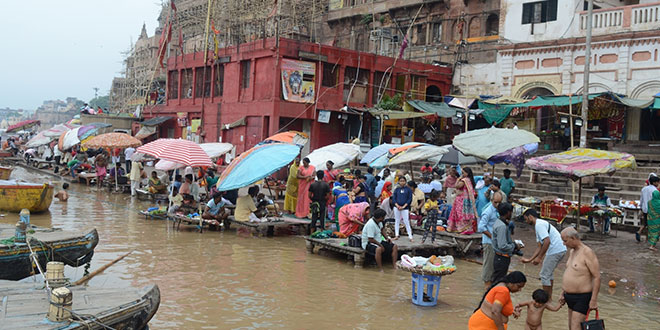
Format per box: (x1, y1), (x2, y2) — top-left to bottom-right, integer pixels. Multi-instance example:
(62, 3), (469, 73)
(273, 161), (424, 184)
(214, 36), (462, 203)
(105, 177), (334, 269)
(398, 35), (408, 59)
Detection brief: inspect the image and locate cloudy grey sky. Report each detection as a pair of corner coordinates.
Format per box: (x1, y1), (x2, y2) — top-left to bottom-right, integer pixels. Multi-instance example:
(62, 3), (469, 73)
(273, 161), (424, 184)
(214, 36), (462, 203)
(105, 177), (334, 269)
(0, 0), (161, 110)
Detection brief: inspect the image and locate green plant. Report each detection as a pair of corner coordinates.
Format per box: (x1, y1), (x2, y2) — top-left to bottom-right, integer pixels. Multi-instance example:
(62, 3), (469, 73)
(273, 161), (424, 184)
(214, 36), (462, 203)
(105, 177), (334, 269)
(360, 14), (373, 25)
(377, 93), (403, 110)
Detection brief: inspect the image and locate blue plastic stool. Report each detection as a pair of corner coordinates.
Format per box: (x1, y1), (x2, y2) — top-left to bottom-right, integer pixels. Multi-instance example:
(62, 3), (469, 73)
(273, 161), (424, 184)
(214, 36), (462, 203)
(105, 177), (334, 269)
(411, 273), (442, 306)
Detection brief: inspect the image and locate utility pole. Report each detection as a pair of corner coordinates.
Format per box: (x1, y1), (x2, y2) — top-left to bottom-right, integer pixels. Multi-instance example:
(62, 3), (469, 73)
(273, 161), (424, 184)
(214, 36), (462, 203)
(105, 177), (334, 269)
(93, 87), (99, 99)
(580, 0), (593, 148)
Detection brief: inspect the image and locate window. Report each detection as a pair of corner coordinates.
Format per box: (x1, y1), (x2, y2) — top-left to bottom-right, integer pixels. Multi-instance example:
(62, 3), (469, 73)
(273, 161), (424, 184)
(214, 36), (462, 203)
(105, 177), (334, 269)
(241, 60), (251, 89)
(214, 64), (224, 96)
(431, 22), (443, 43)
(343, 66), (369, 104)
(181, 68), (193, 98)
(322, 62), (338, 87)
(522, 0), (558, 24)
(195, 67), (211, 98)
(486, 14), (499, 36)
(411, 75), (426, 100)
(413, 24), (426, 45)
(372, 71), (386, 105)
(168, 70), (179, 99)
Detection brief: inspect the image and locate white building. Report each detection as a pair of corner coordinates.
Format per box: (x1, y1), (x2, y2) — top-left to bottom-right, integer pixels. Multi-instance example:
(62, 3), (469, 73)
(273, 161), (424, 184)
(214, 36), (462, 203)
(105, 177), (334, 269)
(493, 0), (660, 140)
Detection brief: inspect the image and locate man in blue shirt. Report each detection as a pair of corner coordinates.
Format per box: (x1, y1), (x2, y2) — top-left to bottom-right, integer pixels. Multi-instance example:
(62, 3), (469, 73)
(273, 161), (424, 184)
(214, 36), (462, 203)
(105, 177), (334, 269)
(392, 177), (413, 241)
(522, 209), (567, 298)
(475, 175), (492, 217)
(500, 169), (515, 198)
(477, 191), (503, 290)
(203, 192), (228, 221)
(588, 186), (613, 234)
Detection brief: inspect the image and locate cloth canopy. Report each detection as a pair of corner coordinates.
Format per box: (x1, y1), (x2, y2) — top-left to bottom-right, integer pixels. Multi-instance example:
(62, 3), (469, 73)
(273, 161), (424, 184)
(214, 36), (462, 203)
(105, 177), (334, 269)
(216, 143), (301, 191)
(361, 143), (400, 164)
(448, 97), (475, 109)
(6, 120), (40, 133)
(262, 131), (309, 147)
(453, 127), (540, 160)
(142, 116), (173, 126)
(59, 127), (81, 150)
(387, 144), (450, 166)
(306, 143), (362, 170)
(137, 138), (212, 167)
(406, 100), (458, 118)
(525, 148), (636, 180)
(368, 109), (432, 120)
(435, 145), (483, 166)
(25, 132), (51, 148)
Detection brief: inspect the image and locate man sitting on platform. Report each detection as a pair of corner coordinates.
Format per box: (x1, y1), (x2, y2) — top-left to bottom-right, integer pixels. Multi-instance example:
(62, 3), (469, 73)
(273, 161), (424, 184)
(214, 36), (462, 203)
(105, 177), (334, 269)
(235, 186), (263, 222)
(362, 208), (398, 271)
(202, 192), (228, 222)
(588, 186), (613, 234)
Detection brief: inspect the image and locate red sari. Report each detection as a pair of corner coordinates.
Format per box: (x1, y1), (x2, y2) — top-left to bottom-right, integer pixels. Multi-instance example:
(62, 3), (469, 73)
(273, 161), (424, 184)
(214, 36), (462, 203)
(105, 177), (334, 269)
(447, 177), (478, 234)
(295, 164), (316, 218)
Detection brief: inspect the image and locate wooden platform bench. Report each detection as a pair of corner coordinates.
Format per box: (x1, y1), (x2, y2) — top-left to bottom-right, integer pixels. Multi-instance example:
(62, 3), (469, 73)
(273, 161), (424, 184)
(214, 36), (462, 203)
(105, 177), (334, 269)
(225, 216), (309, 237)
(168, 213), (222, 233)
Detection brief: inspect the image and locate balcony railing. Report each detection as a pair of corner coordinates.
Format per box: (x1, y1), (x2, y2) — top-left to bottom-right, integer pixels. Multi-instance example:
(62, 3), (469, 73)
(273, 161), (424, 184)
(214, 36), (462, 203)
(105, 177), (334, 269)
(580, 2), (660, 33)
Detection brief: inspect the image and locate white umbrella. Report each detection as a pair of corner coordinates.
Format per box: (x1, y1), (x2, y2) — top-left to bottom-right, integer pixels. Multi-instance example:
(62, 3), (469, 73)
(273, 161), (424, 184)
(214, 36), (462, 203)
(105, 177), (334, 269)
(61, 127), (81, 150)
(387, 144), (450, 166)
(306, 143), (362, 170)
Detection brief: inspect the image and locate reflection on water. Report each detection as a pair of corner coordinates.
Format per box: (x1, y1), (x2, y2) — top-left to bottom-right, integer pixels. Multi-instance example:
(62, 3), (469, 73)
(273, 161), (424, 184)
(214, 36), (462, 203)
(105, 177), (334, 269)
(3, 167), (660, 329)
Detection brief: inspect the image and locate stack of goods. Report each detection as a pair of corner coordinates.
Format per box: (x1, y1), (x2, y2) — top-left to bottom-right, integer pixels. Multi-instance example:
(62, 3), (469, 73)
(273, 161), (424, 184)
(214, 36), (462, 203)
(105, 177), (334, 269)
(619, 200), (640, 210)
(399, 254), (456, 276)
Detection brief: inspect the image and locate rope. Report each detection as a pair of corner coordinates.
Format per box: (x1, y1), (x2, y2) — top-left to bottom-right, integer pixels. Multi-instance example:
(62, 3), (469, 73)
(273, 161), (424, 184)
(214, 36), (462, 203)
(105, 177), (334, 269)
(65, 307), (118, 330)
(26, 239), (49, 291)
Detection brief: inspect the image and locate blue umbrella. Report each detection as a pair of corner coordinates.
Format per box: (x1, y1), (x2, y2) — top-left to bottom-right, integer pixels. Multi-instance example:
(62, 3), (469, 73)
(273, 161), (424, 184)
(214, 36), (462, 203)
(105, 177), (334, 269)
(217, 143), (301, 191)
(360, 143), (400, 164)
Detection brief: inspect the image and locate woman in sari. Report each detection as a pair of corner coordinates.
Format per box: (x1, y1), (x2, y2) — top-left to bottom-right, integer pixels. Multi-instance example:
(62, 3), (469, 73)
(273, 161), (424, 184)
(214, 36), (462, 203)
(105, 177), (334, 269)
(647, 190), (660, 251)
(447, 167), (478, 234)
(338, 202), (370, 236)
(94, 152), (108, 188)
(379, 181), (393, 203)
(295, 157), (315, 218)
(283, 158), (299, 214)
(468, 271), (526, 330)
(332, 178), (351, 221)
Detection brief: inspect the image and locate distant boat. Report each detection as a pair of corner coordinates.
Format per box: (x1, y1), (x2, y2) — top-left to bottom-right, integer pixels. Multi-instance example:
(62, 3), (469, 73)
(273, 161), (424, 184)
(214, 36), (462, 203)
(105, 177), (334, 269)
(0, 165), (13, 179)
(0, 180), (54, 213)
(0, 280), (160, 329)
(0, 224), (98, 280)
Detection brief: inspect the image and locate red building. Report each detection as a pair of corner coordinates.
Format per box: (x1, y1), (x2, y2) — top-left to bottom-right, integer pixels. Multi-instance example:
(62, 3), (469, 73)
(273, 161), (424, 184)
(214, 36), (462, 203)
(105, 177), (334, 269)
(149, 37), (452, 153)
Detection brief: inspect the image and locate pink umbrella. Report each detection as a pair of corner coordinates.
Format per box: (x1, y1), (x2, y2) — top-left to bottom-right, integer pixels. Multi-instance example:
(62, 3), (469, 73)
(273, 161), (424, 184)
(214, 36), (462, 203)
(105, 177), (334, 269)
(6, 120), (40, 133)
(136, 139), (212, 167)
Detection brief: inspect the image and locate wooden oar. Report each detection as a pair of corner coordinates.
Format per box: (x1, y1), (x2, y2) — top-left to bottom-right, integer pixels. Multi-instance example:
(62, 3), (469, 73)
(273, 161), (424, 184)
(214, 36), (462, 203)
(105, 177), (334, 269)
(72, 250), (133, 286)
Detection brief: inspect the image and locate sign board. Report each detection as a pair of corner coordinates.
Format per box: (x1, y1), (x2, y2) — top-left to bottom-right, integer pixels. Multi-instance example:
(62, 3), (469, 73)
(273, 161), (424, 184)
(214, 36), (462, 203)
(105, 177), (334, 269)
(281, 59), (316, 103)
(329, 0), (343, 10)
(318, 110), (331, 124)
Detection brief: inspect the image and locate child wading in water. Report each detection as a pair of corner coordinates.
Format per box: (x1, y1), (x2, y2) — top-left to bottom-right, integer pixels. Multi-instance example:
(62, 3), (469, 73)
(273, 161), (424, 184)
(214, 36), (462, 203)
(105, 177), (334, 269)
(55, 183), (69, 202)
(421, 190), (441, 243)
(514, 289), (562, 330)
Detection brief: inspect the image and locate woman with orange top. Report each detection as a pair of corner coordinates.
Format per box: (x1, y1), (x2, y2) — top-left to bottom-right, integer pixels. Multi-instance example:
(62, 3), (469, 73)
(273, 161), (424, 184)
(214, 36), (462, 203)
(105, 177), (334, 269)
(468, 271), (526, 330)
(379, 181), (393, 203)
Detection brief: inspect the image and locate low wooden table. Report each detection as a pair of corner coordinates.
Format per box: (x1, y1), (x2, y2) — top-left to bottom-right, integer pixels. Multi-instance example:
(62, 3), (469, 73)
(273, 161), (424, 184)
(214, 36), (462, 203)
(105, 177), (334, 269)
(168, 213), (223, 233)
(226, 216), (309, 237)
(77, 172), (97, 185)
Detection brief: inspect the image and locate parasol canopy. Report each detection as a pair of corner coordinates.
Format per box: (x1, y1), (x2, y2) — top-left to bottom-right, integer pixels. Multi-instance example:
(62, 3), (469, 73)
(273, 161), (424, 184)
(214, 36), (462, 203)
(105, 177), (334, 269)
(360, 143), (401, 165)
(86, 122), (113, 129)
(154, 143), (234, 171)
(77, 125), (103, 141)
(43, 124), (77, 138)
(262, 131), (309, 147)
(6, 120), (40, 133)
(435, 145), (484, 166)
(83, 133), (142, 149)
(58, 127), (81, 150)
(387, 144), (450, 166)
(306, 143), (362, 170)
(25, 132), (52, 148)
(137, 138), (212, 167)
(452, 127), (540, 160)
(216, 143), (301, 191)
(525, 148), (636, 180)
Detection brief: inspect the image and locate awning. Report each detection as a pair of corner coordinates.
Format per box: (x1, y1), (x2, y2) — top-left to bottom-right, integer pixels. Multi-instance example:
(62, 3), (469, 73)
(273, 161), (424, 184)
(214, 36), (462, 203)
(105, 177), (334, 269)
(448, 97), (475, 109)
(142, 116), (173, 126)
(610, 94), (653, 109)
(368, 109), (433, 120)
(135, 125), (156, 140)
(407, 100), (457, 118)
(221, 117), (246, 130)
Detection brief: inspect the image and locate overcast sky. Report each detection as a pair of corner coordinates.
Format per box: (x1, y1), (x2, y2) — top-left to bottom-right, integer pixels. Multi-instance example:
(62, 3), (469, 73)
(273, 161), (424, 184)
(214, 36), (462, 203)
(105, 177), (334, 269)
(0, 0), (161, 110)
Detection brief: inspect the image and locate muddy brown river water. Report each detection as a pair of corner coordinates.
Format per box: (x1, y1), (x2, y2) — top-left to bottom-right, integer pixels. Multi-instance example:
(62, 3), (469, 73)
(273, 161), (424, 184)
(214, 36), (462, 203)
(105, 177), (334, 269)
(4, 167), (660, 329)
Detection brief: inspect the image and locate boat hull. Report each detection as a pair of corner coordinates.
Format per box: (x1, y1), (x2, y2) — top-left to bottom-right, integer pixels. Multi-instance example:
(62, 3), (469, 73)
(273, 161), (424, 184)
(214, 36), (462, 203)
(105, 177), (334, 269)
(0, 228), (99, 280)
(0, 166), (12, 180)
(0, 182), (54, 213)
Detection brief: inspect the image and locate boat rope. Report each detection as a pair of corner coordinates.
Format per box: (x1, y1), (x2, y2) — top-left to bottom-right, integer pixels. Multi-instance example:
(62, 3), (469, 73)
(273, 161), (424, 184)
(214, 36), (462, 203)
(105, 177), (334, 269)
(65, 307), (118, 330)
(26, 238), (49, 291)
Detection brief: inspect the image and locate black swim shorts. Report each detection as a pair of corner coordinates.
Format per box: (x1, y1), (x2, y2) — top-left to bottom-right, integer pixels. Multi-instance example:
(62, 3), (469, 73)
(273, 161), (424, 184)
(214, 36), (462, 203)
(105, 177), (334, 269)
(366, 240), (394, 256)
(564, 292), (592, 315)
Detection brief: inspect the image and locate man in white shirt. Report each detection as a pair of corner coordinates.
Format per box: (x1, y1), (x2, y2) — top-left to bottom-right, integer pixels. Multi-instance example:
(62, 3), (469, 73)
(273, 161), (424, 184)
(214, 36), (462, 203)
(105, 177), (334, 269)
(124, 147), (136, 173)
(522, 209), (567, 298)
(362, 209), (397, 271)
(639, 175), (660, 241)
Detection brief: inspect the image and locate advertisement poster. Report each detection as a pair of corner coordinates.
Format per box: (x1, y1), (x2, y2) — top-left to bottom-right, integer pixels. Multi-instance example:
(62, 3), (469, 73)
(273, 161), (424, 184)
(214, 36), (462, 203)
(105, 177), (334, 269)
(281, 59), (315, 103)
(329, 0), (343, 10)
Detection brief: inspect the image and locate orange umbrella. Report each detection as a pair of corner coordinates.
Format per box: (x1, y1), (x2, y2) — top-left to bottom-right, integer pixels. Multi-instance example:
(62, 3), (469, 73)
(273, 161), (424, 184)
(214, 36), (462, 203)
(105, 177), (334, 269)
(82, 133), (141, 149)
(263, 131), (308, 146)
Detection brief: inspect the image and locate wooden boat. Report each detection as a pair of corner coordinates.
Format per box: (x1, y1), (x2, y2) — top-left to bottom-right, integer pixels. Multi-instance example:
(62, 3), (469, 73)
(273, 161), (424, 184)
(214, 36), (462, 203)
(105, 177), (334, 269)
(0, 280), (160, 329)
(0, 223), (99, 280)
(0, 150), (13, 158)
(0, 165), (13, 180)
(0, 180), (54, 212)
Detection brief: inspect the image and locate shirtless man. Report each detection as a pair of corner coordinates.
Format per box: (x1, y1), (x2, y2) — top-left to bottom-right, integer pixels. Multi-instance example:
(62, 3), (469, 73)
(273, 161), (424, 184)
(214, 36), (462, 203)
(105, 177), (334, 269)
(559, 227), (600, 330)
(54, 183), (69, 202)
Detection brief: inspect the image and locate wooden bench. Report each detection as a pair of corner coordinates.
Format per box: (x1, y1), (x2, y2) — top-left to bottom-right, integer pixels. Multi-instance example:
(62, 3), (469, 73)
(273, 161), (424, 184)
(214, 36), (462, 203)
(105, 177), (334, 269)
(77, 172), (97, 185)
(226, 216), (309, 237)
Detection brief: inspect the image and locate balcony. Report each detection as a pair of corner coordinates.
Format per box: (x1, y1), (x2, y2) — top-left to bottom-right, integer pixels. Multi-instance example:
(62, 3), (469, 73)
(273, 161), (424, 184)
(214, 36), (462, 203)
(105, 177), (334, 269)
(579, 2), (660, 34)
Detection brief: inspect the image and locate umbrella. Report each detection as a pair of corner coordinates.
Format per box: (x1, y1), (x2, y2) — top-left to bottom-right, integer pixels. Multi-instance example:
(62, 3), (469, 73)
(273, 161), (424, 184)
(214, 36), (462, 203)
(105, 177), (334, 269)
(306, 143), (362, 170)
(6, 120), (40, 133)
(525, 148), (636, 230)
(43, 124), (76, 138)
(435, 145), (484, 166)
(216, 143), (301, 191)
(58, 127), (81, 150)
(137, 138), (212, 167)
(360, 143), (400, 164)
(25, 131), (52, 148)
(154, 143), (234, 171)
(83, 133), (142, 149)
(262, 131), (309, 147)
(387, 144), (450, 166)
(487, 143), (538, 177)
(77, 125), (102, 141)
(452, 127), (540, 160)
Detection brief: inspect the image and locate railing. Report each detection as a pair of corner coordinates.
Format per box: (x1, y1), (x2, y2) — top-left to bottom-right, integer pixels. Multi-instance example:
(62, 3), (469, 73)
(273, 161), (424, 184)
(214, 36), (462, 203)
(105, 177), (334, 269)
(579, 2), (660, 32)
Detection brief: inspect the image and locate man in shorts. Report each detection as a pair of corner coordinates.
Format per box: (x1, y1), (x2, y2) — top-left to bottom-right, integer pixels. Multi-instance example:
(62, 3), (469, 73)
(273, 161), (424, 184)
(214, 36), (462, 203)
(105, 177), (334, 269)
(362, 209), (398, 271)
(559, 227), (600, 330)
(522, 209), (567, 299)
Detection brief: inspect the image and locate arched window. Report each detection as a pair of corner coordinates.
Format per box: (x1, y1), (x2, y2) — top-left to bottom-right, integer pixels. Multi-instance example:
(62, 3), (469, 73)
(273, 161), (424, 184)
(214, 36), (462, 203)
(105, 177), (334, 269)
(486, 14), (499, 36)
(468, 17), (481, 38)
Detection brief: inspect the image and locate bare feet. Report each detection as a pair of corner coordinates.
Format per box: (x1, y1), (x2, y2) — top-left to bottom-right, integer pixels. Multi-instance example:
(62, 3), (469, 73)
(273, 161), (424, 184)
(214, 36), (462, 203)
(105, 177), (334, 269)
(649, 246), (657, 251)
(393, 236), (400, 240)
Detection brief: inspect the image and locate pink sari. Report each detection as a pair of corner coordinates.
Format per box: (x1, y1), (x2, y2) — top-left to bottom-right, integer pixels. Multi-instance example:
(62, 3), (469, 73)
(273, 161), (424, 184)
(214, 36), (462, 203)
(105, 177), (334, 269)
(338, 202), (370, 236)
(295, 164), (316, 218)
(447, 177), (477, 234)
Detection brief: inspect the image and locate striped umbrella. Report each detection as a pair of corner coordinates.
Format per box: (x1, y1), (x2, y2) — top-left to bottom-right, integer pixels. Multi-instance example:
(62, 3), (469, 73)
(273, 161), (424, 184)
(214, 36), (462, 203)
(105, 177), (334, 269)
(136, 138), (212, 167)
